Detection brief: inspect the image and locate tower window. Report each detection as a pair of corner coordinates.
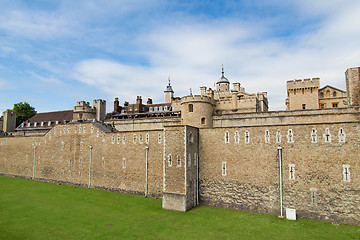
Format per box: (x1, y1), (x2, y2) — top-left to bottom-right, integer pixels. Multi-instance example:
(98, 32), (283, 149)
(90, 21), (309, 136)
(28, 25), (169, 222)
(234, 131), (240, 144)
(276, 130), (281, 143)
(310, 188), (317, 206)
(289, 164), (295, 180)
(177, 156), (181, 167)
(287, 129), (294, 143)
(320, 92), (324, 98)
(338, 128), (346, 143)
(342, 165), (350, 182)
(201, 117), (206, 125)
(222, 162), (227, 176)
(302, 104), (306, 109)
(323, 128), (331, 143)
(320, 104), (325, 108)
(332, 103), (338, 108)
(264, 130), (270, 143)
(224, 131), (230, 144)
(188, 104), (193, 112)
(244, 130), (250, 144)
(333, 91), (337, 97)
(168, 155), (172, 167)
(311, 128), (317, 143)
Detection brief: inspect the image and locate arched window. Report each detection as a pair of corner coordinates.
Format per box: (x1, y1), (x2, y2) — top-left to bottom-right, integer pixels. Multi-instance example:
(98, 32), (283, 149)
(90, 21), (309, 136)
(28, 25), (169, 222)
(326, 90), (331, 97)
(333, 91), (337, 97)
(320, 92), (324, 98)
(188, 104), (193, 112)
(201, 117), (206, 125)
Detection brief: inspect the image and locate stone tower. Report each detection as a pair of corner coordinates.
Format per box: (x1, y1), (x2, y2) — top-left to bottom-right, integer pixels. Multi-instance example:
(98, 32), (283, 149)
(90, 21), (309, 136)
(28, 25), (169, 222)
(180, 95), (215, 128)
(2, 110), (16, 133)
(345, 67), (360, 107)
(216, 65), (230, 92)
(164, 77), (174, 103)
(93, 99), (106, 121)
(286, 78), (320, 110)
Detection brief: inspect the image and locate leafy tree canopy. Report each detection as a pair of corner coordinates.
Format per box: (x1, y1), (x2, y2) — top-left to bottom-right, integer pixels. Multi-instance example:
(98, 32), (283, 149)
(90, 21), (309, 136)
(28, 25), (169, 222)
(8, 102), (37, 127)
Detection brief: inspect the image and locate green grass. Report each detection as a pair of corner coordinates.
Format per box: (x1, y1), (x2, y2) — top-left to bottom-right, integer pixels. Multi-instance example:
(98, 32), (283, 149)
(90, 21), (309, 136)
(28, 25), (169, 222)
(0, 176), (359, 240)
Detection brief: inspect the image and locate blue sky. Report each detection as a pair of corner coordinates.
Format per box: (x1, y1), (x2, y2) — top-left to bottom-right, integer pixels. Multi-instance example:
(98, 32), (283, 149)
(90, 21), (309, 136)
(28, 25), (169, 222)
(1, 0), (360, 113)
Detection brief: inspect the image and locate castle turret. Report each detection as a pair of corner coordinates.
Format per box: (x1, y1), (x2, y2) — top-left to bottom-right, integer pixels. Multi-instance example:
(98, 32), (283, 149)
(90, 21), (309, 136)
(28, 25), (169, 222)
(93, 99), (106, 121)
(164, 77), (174, 103)
(2, 110), (16, 133)
(286, 78), (320, 110)
(180, 95), (215, 128)
(346, 67), (360, 107)
(216, 65), (230, 92)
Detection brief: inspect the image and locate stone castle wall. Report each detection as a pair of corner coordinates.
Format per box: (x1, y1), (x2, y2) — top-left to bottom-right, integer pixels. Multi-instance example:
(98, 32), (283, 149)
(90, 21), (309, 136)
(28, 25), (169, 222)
(0, 112), (359, 225)
(199, 122), (360, 225)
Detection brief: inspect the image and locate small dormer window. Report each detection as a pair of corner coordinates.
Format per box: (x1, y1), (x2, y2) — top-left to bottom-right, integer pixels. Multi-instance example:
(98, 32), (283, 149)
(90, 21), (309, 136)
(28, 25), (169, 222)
(48, 121), (51, 126)
(149, 107), (153, 112)
(155, 107), (158, 111)
(21, 123), (24, 127)
(27, 122), (31, 127)
(56, 121), (59, 124)
(34, 122), (37, 127)
(41, 122), (44, 126)
(159, 106), (163, 111)
(164, 106), (168, 111)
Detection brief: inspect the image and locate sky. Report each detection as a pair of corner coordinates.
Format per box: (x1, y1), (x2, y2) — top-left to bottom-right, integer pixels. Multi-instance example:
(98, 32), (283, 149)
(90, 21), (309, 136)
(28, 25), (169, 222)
(1, 0), (360, 113)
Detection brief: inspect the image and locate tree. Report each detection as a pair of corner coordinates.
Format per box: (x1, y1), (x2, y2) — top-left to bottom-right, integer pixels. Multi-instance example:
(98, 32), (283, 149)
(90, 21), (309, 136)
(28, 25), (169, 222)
(8, 102), (37, 127)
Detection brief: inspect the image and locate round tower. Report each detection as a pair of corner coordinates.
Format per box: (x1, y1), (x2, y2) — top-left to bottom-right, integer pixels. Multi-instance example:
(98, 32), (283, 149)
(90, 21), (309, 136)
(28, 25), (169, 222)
(180, 95), (214, 128)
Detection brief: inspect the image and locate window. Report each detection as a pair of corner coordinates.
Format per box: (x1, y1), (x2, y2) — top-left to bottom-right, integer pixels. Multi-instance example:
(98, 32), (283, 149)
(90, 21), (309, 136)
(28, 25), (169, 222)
(189, 132), (194, 143)
(289, 164), (295, 180)
(333, 91), (337, 97)
(145, 134), (149, 144)
(342, 165), (350, 182)
(177, 156), (181, 167)
(287, 129), (294, 143)
(311, 128), (317, 143)
(338, 128), (346, 143)
(133, 134), (137, 144)
(28, 122), (31, 127)
(79, 126), (82, 133)
(264, 130), (270, 143)
(234, 131), (240, 144)
(102, 135), (105, 142)
(188, 153), (191, 167)
(222, 162), (227, 176)
(139, 134), (143, 144)
(111, 135), (115, 144)
(83, 126), (85, 134)
(332, 103), (338, 108)
(224, 131), (230, 144)
(80, 142), (83, 151)
(122, 135), (126, 144)
(56, 121), (59, 125)
(41, 122), (44, 127)
(34, 122), (37, 127)
(158, 133), (162, 144)
(117, 135), (120, 144)
(201, 117), (206, 125)
(96, 129), (99, 138)
(310, 188), (317, 206)
(323, 128), (331, 143)
(61, 142), (64, 150)
(122, 158), (126, 169)
(102, 157), (105, 168)
(294, 89), (296, 95)
(276, 130), (281, 143)
(244, 130), (250, 144)
(302, 104), (306, 110)
(48, 121), (51, 126)
(302, 88), (304, 94)
(168, 155), (172, 167)
(320, 104), (325, 108)
(75, 126), (77, 134)
(91, 126), (94, 133)
(188, 104), (193, 112)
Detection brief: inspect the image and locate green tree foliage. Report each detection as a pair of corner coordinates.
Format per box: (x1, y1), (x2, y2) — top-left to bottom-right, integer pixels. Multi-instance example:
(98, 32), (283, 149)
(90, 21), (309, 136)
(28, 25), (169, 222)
(8, 102), (37, 126)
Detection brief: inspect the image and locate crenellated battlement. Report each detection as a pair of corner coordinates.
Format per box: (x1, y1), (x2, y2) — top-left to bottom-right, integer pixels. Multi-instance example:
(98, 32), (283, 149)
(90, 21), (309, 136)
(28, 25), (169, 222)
(287, 78), (320, 89)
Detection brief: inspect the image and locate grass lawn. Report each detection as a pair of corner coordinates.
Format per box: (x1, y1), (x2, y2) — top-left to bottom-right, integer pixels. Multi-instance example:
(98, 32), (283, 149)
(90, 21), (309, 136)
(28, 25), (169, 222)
(0, 176), (359, 240)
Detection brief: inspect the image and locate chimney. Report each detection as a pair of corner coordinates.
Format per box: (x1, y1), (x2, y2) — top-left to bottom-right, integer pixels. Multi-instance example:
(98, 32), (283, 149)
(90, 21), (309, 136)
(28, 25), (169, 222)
(114, 97), (120, 112)
(147, 98), (153, 104)
(136, 96), (142, 105)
